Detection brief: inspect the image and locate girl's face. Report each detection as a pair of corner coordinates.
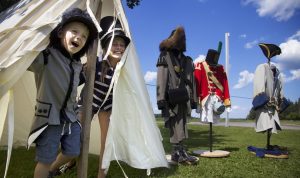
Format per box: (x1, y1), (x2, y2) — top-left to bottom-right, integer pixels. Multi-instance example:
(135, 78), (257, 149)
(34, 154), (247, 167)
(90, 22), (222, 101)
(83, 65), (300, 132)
(59, 22), (89, 56)
(108, 37), (126, 60)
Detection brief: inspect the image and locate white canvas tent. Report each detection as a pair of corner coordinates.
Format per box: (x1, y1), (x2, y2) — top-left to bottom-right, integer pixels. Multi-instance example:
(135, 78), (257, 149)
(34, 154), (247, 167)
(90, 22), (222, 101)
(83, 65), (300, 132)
(0, 0), (168, 177)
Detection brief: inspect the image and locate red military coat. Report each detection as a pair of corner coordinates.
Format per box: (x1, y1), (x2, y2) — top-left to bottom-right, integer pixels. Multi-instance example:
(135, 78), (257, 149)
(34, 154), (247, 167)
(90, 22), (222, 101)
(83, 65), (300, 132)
(194, 61), (231, 107)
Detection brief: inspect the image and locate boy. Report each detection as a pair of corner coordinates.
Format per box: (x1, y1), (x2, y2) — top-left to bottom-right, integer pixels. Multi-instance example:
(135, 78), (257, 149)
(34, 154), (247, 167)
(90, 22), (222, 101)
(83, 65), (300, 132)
(26, 8), (97, 178)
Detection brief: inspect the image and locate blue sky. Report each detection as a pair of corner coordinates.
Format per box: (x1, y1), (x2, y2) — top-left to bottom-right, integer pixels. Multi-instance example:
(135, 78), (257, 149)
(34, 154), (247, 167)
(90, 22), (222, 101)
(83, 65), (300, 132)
(123, 0), (300, 118)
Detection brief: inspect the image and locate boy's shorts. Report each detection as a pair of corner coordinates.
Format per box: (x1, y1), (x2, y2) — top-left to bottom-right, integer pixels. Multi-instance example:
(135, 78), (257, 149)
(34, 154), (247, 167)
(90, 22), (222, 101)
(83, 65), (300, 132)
(35, 121), (81, 164)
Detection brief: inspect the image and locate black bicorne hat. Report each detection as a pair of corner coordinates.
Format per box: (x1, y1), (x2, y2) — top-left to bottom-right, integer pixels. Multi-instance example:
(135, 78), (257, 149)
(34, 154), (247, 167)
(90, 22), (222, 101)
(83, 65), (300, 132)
(258, 43), (281, 60)
(49, 8), (98, 58)
(99, 16), (130, 48)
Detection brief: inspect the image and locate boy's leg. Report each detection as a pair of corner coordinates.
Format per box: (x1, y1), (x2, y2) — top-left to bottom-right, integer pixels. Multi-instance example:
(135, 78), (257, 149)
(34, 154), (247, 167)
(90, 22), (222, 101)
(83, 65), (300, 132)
(49, 152), (76, 172)
(34, 125), (62, 178)
(53, 121), (81, 172)
(34, 162), (51, 178)
(56, 112), (84, 174)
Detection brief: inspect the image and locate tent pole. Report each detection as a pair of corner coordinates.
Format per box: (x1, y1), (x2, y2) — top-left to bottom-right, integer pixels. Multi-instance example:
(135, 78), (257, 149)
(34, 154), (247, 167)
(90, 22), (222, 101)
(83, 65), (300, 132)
(77, 1), (102, 178)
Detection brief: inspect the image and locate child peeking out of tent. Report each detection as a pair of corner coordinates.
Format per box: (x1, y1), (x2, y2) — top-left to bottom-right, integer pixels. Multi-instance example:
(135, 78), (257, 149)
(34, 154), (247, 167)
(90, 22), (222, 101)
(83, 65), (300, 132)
(57, 15), (131, 178)
(26, 8), (97, 178)
(60, 15), (169, 178)
(91, 16), (131, 178)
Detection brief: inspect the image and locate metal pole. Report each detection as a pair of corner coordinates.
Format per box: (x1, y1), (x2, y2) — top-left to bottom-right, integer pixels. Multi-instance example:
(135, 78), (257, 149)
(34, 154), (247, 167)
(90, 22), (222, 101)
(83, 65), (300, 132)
(77, 1), (102, 177)
(225, 32), (230, 127)
(209, 122), (212, 152)
(267, 129), (271, 149)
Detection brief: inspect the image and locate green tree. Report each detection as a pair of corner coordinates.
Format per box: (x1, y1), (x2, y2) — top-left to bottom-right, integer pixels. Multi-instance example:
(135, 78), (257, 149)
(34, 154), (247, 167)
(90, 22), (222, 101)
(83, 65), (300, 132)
(246, 108), (256, 120)
(126, 0), (142, 9)
(280, 98), (300, 120)
(247, 98), (300, 120)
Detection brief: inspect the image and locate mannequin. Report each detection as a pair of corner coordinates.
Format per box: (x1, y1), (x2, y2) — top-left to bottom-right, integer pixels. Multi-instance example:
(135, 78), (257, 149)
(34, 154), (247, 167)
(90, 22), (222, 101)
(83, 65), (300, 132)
(251, 43), (288, 158)
(156, 26), (198, 164)
(193, 43), (231, 157)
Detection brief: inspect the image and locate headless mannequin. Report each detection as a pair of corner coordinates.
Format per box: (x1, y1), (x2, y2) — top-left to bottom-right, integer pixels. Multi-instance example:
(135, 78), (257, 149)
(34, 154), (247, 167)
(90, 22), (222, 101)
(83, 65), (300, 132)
(193, 48), (230, 157)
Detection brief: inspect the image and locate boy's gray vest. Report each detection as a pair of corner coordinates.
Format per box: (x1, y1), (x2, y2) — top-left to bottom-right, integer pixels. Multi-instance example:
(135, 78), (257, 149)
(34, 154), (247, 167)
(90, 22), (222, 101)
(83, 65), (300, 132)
(27, 47), (82, 146)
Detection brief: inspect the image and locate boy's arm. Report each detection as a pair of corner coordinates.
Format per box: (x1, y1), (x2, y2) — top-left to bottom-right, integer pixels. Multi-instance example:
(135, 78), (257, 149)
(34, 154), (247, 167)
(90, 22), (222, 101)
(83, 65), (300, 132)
(27, 51), (45, 73)
(79, 63), (87, 86)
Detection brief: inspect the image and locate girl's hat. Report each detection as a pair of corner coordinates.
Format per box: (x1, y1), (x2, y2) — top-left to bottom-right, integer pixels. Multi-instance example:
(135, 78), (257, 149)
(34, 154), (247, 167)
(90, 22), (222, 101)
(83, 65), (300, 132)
(258, 43), (281, 60)
(99, 16), (130, 48)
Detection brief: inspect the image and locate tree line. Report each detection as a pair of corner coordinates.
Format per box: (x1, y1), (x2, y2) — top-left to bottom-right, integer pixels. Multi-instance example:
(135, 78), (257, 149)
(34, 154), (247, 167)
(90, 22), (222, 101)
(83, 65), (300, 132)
(247, 98), (300, 120)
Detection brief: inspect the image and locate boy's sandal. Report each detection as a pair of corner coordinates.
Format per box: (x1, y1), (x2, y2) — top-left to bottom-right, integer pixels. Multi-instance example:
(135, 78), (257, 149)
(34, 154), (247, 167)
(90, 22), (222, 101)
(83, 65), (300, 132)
(59, 161), (76, 174)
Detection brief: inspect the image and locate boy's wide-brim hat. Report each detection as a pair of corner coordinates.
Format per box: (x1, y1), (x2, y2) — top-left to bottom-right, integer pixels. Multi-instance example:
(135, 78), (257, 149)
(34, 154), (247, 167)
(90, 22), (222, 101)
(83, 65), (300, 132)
(99, 16), (130, 47)
(60, 8), (98, 41)
(258, 43), (281, 59)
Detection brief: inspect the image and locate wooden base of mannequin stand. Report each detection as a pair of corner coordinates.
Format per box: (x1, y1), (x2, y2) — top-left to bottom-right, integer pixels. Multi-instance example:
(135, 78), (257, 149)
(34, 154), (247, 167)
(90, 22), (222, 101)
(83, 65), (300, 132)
(248, 129), (289, 159)
(193, 122), (230, 158)
(248, 150), (288, 159)
(193, 150), (230, 158)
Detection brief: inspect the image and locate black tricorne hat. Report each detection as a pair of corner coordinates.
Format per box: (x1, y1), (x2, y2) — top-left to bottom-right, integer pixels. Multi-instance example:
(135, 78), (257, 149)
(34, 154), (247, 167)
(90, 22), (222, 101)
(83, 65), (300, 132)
(49, 8), (98, 58)
(99, 16), (130, 48)
(258, 43), (281, 60)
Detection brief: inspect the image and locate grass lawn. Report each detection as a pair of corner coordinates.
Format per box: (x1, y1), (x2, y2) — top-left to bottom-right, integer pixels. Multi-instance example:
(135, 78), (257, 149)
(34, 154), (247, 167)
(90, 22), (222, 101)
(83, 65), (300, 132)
(1, 122), (300, 178)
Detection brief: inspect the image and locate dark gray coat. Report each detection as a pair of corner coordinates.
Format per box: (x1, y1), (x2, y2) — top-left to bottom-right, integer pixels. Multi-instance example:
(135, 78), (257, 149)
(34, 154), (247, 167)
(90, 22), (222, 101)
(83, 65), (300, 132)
(156, 50), (197, 119)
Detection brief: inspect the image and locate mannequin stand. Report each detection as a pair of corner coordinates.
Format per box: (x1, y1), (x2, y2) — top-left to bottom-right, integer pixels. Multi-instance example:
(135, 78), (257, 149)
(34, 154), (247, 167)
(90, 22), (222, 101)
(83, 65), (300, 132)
(193, 122), (230, 158)
(248, 129), (288, 158)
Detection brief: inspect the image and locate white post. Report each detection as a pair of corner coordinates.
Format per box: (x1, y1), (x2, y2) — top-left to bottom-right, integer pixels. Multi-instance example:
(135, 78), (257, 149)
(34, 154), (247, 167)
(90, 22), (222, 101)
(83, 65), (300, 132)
(225, 32), (230, 127)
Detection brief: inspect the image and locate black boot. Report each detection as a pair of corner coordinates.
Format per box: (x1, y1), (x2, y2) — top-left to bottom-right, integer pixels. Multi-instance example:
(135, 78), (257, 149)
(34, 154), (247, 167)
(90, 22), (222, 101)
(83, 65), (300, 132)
(171, 144), (184, 163)
(179, 145), (198, 165)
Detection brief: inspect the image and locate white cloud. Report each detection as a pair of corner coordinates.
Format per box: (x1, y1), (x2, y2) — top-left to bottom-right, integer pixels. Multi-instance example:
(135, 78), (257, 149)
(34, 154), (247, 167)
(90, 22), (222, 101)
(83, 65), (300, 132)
(276, 30), (300, 70)
(231, 105), (248, 111)
(244, 40), (259, 49)
(240, 34), (247, 38)
(144, 71), (157, 83)
(233, 70), (254, 89)
(193, 54), (206, 64)
(288, 30), (300, 40)
(231, 105), (241, 110)
(243, 0), (300, 21)
(281, 69), (300, 82)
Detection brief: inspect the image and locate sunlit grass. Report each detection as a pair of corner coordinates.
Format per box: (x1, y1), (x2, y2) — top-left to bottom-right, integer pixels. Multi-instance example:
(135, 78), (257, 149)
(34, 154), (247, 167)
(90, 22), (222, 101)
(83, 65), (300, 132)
(1, 122), (300, 178)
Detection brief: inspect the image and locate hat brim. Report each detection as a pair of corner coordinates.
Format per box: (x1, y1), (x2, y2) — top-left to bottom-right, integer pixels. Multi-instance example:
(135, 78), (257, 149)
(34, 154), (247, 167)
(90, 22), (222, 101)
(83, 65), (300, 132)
(101, 30), (131, 48)
(63, 16), (98, 40)
(258, 43), (281, 59)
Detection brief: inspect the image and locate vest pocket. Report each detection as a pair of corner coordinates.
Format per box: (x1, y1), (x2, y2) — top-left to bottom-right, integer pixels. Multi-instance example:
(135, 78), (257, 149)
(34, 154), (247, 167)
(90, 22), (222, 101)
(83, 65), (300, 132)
(35, 100), (52, 118)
